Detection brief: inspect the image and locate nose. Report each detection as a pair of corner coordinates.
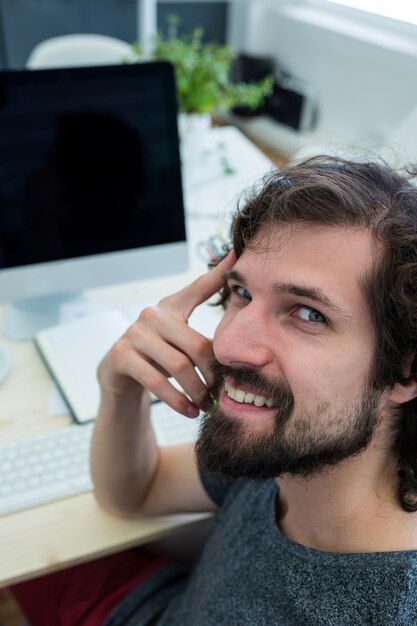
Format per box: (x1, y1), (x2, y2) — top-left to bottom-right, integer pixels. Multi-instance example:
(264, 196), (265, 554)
(213, 303), (274, 369)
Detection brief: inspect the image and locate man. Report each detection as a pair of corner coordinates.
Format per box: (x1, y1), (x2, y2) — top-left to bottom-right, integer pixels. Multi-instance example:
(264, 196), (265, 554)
(12, 156), (417, 624)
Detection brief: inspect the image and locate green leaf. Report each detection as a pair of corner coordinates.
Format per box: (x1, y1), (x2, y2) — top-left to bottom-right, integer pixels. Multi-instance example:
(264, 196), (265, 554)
(129, 15), (273, 114)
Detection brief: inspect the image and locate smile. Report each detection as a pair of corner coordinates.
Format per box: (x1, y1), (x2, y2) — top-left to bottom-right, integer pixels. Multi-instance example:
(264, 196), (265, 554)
(224, 381), (275, 408)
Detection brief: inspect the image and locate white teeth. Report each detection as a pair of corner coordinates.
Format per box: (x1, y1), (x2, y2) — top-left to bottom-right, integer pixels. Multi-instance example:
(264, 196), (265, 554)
(225, 383), (274, 408)
(254, 395), (266, 407)
(234, 390), (246, 403)
(228, 386), (236, 400)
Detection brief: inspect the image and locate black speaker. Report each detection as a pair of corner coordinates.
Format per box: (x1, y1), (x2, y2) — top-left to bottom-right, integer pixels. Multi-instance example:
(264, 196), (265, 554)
(232, 54), (318, 131)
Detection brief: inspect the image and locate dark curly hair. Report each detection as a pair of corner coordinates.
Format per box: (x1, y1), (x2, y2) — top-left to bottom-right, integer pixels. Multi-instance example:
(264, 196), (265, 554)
(219, 155), (417, 512)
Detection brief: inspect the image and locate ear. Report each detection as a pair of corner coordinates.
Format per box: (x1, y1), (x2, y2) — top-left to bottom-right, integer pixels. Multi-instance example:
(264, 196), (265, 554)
(388, 352), (417, 404)
(389, 377), (417, 405)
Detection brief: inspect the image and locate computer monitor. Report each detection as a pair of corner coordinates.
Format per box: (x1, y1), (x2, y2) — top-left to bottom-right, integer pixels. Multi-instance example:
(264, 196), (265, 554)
(0, 61), (188, 338)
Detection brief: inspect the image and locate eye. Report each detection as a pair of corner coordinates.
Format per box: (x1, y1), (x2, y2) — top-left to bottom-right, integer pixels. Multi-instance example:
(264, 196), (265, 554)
(231, 285), (252, 301)
(295, 305), (326, 325)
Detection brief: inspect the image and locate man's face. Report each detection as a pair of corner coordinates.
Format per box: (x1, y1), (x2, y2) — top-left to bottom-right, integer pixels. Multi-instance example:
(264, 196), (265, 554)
(196, 224), (387, 479)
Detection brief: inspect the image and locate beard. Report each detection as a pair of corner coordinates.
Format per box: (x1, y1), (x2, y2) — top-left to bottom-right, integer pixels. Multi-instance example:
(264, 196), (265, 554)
(195, 359), (382, 480)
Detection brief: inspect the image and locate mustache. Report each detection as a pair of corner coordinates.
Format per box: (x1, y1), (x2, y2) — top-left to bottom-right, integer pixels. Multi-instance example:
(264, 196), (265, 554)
(208, 359), (294, 411)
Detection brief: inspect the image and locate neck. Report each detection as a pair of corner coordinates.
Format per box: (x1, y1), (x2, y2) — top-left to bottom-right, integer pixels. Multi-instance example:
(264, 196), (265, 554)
(276, 440), (417, 553)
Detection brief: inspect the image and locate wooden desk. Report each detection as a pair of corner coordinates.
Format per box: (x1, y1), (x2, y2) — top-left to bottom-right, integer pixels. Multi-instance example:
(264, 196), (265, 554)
(0, 126), (273, 585)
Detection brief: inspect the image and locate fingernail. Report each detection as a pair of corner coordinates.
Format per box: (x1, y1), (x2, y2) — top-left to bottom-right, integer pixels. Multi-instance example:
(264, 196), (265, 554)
(187, 405), (200, 418)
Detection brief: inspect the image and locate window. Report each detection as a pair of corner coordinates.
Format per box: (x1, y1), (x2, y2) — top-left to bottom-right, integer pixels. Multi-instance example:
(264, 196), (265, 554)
(324, 0), (417, 27)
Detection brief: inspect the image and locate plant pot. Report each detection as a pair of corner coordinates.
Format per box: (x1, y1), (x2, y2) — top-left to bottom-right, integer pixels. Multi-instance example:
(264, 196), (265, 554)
(178, 112), (212, 188)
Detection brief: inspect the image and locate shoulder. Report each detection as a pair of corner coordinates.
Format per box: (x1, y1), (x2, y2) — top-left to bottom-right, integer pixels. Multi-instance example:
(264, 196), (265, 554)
(199, 467), (276, 510)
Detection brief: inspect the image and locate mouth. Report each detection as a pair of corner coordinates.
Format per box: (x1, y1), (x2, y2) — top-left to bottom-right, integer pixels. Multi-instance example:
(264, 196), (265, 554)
(224, 381), (275, 409)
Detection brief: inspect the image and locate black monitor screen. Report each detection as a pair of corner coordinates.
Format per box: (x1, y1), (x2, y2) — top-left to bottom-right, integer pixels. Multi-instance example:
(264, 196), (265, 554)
(0, 61), (185, 268)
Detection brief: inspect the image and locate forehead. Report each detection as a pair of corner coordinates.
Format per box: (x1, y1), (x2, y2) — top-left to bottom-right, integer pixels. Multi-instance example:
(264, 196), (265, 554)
(234, 224), (377, 309)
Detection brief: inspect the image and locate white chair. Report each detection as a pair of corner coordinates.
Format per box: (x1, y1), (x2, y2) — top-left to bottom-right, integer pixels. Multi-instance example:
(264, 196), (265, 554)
(26, 34), (131, 69)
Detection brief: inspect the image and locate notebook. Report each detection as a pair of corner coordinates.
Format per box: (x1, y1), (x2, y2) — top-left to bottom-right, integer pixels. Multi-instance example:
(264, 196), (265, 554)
(34, 310), (130, 423)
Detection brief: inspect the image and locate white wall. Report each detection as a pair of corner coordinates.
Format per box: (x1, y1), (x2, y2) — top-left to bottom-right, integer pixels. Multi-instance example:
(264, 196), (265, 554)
(241, 0), (417, 157)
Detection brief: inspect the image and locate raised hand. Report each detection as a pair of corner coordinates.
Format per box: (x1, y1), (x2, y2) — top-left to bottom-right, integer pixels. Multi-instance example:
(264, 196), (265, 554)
(97, 253), (235, 417)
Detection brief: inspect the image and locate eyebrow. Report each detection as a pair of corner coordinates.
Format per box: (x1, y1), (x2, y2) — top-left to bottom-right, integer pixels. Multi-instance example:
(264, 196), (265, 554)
(224, 269), (353, 320)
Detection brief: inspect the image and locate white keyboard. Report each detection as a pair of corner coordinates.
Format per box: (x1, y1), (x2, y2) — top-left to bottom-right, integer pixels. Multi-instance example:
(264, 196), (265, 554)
(0, 402), (201, 516)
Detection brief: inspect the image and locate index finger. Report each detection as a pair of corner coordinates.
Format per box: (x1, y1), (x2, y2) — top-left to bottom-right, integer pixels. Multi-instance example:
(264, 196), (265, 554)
(163, 250), (235, 320)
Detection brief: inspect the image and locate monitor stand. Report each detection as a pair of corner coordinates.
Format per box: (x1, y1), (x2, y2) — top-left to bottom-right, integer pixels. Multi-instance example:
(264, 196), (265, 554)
(6, 292), (87, 341)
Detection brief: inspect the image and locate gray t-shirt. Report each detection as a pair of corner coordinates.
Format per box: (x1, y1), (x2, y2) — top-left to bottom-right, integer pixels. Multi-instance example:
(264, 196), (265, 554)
(105, 471), (417, 625)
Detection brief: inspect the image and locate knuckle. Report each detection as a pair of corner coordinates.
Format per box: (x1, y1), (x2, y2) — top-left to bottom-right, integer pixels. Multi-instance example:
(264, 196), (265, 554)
(104, 341), (132, 379)
(124, 323), (143, 343)
(170, 353), (190, 376)
(191, 335), (211, 358)
(109, 338), (128, 362)
(139, 306), (159, 322)
(145, 371), (164, 393)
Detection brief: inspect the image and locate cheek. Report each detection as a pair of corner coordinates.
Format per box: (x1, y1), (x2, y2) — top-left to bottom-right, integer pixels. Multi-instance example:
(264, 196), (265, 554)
(286, 343), (374, 406)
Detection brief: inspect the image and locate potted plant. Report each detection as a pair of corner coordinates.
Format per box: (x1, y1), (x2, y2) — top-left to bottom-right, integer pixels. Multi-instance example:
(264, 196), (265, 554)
(129, 15), (273, 118)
